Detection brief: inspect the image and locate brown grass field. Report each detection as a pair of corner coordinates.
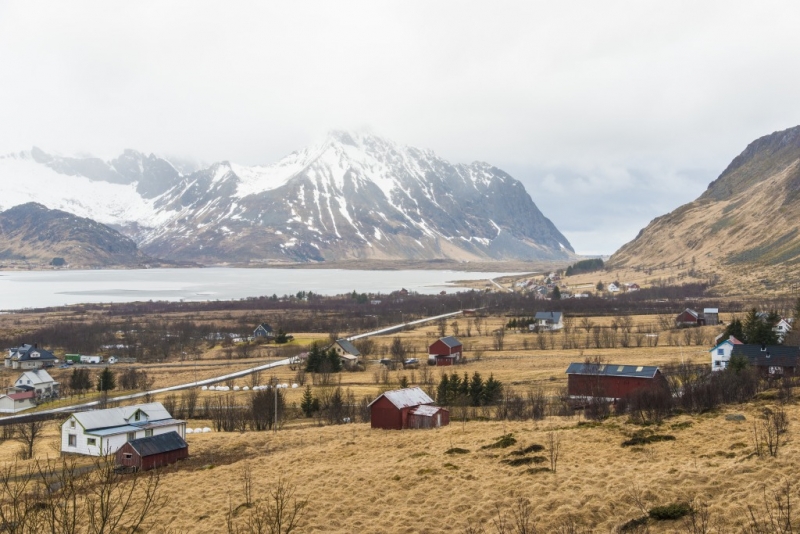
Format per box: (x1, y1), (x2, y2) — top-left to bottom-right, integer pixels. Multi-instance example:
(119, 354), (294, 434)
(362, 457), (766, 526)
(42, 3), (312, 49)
(2, 313), (797, 532)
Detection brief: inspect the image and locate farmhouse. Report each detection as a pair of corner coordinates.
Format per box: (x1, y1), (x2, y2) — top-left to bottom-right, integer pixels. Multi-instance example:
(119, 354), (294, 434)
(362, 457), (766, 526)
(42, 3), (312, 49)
(675, 308), (703, 327)
(566, 362), (668, 400)
(5, 344), (58, 370)
(0, 391), (36, 413)
(428, 336), (463, 366)
(14, 369), (59, 399)
(253, 323), (275, 339)
(61, 402), (186, 456)
(730, 344), (800, 377)
(773, 318), (793, 343)
(332, 339), (361, 369)
(531, 311), (563, 331)
(115, 431), (188, 471)
(368, 387), (449, 430)
(710, 336), (743, 371)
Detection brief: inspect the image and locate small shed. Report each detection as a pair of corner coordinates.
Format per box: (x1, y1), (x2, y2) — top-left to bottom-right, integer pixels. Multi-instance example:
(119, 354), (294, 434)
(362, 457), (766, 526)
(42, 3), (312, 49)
(115, 431), (188, 471)
(428, 336), (462, 366)
(566, 362), (668, 400)
(703, 308), (719, 326)
(368, 387), (449, 430)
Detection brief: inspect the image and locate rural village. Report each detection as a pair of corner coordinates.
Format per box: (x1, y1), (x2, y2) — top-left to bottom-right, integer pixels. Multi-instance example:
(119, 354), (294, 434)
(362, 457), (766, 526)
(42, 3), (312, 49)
(1, 262), (800, 533)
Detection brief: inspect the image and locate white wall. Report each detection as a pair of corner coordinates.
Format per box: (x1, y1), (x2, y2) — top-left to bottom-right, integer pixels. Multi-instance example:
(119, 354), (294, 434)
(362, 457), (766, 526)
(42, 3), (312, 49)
(61, 417), (187, 456)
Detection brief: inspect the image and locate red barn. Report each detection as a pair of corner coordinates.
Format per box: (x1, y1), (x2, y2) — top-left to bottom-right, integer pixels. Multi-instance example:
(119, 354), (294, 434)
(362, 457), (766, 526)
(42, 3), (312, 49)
(566, 362), (668, 400)
(115, 431), (188, 471)
(675, 308), (703, 327)
(428, 336), (463, 366)
(369, 387), (449, 430)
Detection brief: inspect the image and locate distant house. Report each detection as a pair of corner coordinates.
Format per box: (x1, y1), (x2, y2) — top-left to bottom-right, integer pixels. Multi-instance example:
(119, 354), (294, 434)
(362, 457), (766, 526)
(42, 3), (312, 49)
(730, 344), (800, 377)
(675, 308), (703, 327)
(5, 344), (58, 370)
(626, 283), (640, 292)
(0, 391), (36, 413)
(566, 362), (668, 400)
(607, 283), (620, 293)
(710, 336), (743, 371)
(332, 339), (361, 369)
(253, 323), (275, 339)
(773, 318), (793, 343)
(428, 336), (463, 366)
(115, 431), (188, 471)
(531, 311), (563, 332)
(14, 369), (59, 399)
(703, 308), (720, 326)
(368, 387), (449, 430)
(61, 402), (186, 456)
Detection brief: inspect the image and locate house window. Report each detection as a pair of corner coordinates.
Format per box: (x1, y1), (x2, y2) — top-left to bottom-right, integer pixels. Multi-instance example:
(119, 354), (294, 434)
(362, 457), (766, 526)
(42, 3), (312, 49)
(123, 453), (133, 459)
(87, 438), (96, 446)
(145, 429), (153, 437)
(715, 361), (722, 367)
(134, 412), (140, 421)
(127, 432), (136, 442)
(68, 434), (76, 447)
(70, 419), (75, 428)
(717, 349), (724, 356)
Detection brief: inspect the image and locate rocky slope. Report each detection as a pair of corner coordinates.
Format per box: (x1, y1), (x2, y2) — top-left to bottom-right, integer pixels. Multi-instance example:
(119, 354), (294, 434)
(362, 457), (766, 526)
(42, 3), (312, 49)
(0, 132), (574, 264)
(0, 203), (153, 268)
(608, 125), (800, 292)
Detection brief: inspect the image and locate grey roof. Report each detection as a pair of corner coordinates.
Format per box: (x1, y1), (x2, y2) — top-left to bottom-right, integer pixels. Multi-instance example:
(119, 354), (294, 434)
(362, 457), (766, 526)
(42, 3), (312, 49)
(565, 362), (660, 379)
(90, 419), (184, 437)
(126, 431), (187, 457)
(410, 404), (443, 417)
(72, 402), (174, 431)
(17, 369), (55, 385)
(534, 311), (562, 322)
(731, 345), (800, 368)
(438, 336), (462, 348)
(335, 339), (361, 357)
(704, 308), (719, 314)
(255, 323), (273, 332)
(368, 387), (434, 409)
(7, 344), (57, 361)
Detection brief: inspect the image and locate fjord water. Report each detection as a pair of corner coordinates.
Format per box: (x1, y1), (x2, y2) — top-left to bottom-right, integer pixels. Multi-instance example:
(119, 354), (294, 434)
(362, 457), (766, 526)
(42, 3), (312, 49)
(0, 268), (521, 311)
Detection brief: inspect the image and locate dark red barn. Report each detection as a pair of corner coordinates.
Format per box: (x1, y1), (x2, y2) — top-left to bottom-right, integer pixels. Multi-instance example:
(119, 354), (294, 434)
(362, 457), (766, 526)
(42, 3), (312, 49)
(566, 362), (668, 400)
(369, 387), (449, 430)
(428, 336), (463, 366)
(115, 431), (188, 471)
(675, 308), (703, 327)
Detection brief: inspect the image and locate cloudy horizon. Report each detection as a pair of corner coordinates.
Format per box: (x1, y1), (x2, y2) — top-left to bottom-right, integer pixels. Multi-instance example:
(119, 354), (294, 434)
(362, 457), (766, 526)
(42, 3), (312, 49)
(2, 1), (799, 255)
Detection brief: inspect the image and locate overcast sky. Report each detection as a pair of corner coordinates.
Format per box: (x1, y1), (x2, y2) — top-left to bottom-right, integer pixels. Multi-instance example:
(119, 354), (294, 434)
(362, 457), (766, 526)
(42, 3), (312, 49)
(2, 1), (800, 255)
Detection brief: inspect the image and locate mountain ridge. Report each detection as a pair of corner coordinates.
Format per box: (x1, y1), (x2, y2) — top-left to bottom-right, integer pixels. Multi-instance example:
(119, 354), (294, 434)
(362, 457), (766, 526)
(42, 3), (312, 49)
(0, 132), (575, 265)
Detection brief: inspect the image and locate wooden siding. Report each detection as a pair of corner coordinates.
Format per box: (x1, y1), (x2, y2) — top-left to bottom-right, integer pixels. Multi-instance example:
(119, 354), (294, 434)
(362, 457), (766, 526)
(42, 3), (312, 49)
(116, 443), (188, 471)
(407, 409), (450, 429)
(568, 371), (668, 400)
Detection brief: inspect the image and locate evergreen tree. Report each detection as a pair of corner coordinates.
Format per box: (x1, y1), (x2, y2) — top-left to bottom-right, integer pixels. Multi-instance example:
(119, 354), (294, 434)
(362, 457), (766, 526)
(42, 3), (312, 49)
(399, 376), (409, 389)
(482, 374), (503, 405)
(552, 286), (561, 300)
(300, 385), (316, 417)
(723, 317), (744, 341)
(459, 372), (470, 399)
(97, 367), (115, 392)
(468, 372), (484, 406)
(305, 343), (324, 373)
(728, 353), (750, 373)
(447, 373), (461, 404)
(274, 329), (289, 344)
(70, 368), (91, 396)
(437, 374), (450, 405)
(326, 348), (342, 373)
(743, 309), (760, 343)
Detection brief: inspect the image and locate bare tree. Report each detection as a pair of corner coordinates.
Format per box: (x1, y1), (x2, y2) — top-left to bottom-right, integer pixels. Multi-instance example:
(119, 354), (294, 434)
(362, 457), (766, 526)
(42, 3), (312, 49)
(547, 431), (560, 473)
(14, 420), (45, 460)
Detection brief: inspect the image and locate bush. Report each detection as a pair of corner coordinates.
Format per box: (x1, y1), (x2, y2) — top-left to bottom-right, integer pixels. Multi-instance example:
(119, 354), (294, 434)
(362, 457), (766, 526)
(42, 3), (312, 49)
(445, 447), (469, 455)
(501, 456), (547, 467)
(648, 502), (691, 520)
(481, 434), (517, 449)
(621, 432), (676, 447)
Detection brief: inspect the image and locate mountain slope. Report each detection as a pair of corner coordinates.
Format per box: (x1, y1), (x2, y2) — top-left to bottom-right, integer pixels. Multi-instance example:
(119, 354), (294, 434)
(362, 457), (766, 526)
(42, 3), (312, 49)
(608, 125), (800, 291)
(0, 132), (574, 264)
(0, 203), (152, 268)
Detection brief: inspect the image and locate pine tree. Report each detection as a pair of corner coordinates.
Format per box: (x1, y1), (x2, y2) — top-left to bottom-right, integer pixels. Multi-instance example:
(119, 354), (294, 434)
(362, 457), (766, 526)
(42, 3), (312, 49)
(482, 374), (503, 405)
(305, 343), (324, 373)
(300, 385), (316, 417)
(552, 286), (561, 300)
(326, 348), (342, 373)
(468, 372), (484, 406)
(723, 317), (744, 341)
(437, 374), (450, 405)
(97, 367), (115, 392)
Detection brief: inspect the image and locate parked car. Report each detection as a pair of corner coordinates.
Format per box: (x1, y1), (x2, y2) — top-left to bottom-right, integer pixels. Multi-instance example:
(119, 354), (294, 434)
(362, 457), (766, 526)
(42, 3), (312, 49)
(403, 358), (420, 369)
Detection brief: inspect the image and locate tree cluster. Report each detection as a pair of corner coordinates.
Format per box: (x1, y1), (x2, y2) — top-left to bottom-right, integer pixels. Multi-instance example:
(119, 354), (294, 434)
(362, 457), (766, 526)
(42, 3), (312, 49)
(564, 258), (604, 276)
(304, 343), (342, 374)
(436, 372), (503, 406)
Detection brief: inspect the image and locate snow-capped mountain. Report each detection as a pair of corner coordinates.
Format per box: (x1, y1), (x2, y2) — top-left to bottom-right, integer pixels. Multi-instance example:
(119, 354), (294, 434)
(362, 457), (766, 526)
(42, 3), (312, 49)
(0, 132), (574, 264)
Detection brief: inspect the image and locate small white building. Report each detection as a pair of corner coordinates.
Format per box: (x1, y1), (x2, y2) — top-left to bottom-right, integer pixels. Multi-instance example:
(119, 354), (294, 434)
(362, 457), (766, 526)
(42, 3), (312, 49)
(773, 318), (793, 343)
(14, 369), (59, 399)
(710, 336), (743, 371)
(0, 391), (36, 413)
(61, 402), (186, 456)
(530, 311), (564, 331)
(607, 283), (620, 293)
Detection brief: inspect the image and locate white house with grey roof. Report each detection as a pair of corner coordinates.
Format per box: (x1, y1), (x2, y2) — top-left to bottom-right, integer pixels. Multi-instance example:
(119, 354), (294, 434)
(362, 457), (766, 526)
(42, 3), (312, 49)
(14, 369), (59, 399)
(332, 339), (361, 369)
(5, 344), (58, 369)
(61, 402), (186, 456)
(531, 311), (564, 331)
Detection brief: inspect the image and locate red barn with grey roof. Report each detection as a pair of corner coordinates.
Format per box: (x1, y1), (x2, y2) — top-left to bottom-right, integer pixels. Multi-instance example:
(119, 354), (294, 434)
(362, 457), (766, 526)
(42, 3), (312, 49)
(368, 387), (449, 430)
(566, 362), (669, 400)
(428, 336), (463, 366)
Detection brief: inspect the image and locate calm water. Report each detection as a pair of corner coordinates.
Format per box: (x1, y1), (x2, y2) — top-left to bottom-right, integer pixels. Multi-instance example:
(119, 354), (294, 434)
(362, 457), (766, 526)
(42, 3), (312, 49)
(0, 268), (523, 311)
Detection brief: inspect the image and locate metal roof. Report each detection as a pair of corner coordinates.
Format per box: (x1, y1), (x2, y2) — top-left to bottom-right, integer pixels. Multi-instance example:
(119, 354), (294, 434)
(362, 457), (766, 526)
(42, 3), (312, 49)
(565, 362), (660, 379)
(704, 308), (719, 314)
(335, 339), (361, 357)
(72, 402), (174, 431)
(535, 311), (562, 322)
(7, 391), (35, 400)
(437, 336), (462, 348)
(731, 345), (800, 367)
(7, 344), (57, 361)
(18, 369), (55, 385)
(410, 404), (443, 417)
(368, 387), (434, 409)
(88, 419), (184, 437)
(126, 431), (187, 457)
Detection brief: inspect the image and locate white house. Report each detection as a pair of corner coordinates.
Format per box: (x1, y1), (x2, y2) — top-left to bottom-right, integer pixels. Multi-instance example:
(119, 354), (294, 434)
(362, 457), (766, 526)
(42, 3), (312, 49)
(5, 344), (58, 369)
(14, 369), (59, 399)
(710, 336), (743, 371)
(0, 391), (36, 413)
(773, 318), (793, 343)
(61, 402), (186, 456)
(607, 283), (620, 293)
(530, 311), (564, 331)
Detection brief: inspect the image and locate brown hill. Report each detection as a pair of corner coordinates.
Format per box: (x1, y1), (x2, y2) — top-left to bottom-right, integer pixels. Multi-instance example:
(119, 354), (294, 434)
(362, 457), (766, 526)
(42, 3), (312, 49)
(608, 125), (800, 295)
(0, 202), (153, 268)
